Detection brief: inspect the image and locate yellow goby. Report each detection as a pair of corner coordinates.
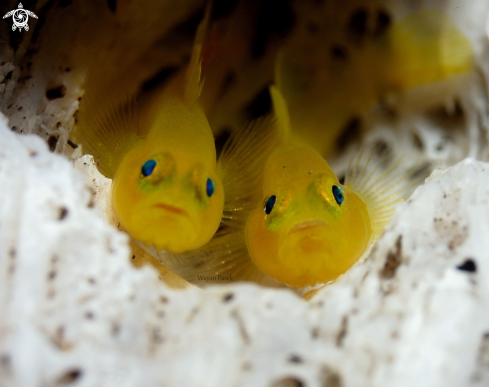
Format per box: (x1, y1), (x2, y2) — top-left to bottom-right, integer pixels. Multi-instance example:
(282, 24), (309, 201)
(74, 5), (224, 253)
(244, 87), (420, 287)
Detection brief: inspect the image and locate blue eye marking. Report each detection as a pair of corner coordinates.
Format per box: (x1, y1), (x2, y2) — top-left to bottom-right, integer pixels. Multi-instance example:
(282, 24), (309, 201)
(141, 159), (156, 177)
(206, 178), (215, 197)
(264, 195), (276, 214)
(332, 185), (344, 205)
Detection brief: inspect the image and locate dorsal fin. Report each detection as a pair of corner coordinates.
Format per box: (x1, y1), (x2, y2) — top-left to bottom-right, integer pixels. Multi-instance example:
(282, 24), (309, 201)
(73, 70), (141, 179)
(218, 116), (282, 227)
(269, 85), (292, 139)
(184, 1), (213, 104)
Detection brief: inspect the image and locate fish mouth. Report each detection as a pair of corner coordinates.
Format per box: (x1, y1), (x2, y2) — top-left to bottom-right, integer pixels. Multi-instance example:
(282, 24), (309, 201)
(289, 219), (328, 234)
(152, 203), (189, 217)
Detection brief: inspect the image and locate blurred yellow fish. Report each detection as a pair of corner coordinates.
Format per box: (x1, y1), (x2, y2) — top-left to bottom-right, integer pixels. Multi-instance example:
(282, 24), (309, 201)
(74, 4), (224, 253)
(277, 6), (473, 156)
(161, 86), (424, 287)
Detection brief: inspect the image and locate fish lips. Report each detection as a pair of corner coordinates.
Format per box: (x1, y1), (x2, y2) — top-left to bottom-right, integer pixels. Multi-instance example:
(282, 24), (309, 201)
(278, 219), (333, 266)
(132, 200), (200, 251)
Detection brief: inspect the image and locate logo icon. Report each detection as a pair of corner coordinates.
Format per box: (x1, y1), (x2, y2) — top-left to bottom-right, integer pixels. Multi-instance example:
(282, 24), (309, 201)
(3, 3), (38, 32)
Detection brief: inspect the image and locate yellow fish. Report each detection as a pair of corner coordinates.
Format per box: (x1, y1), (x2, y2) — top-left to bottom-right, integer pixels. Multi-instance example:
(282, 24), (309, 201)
(244, 87), (422, 287)
(161, 86), (424, 287)
(277, 6), (473, 156)
(74, 5), (224, 253)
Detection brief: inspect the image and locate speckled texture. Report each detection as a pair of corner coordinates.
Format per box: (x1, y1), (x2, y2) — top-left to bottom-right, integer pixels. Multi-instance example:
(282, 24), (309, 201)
(2, 0), (489, 386)
(1, 113), (489, 386)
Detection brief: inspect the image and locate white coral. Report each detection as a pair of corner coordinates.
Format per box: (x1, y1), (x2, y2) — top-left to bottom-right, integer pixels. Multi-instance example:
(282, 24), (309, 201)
(1, 112), (489, 386)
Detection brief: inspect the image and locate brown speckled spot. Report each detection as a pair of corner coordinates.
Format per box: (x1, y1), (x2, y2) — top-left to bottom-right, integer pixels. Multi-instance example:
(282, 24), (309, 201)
(374, 9), (391, 37)
(46, 85), (66, 100)
(380, 236), (403, 279)
(348, 8), (368, 43)
(270, 376), (305, 387)
(56, 368), (83, 384)
(47, 135), (59, 152)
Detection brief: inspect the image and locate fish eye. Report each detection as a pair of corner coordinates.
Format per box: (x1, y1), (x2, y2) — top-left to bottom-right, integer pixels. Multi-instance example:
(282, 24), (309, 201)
(141, 159), (156, 177)
(206, 178), (215, 197)
(264, 195), (276, 215)
(332, 185), (344, 205)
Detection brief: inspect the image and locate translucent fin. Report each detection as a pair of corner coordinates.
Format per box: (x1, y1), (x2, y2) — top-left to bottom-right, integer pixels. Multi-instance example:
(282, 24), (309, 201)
(184, 1), (212, 105)
(161, 227), (264, 286)
(345, 147), (430, 240)
(73, 71), (140, 178)
(269, 85), (292, 138)
(218, 115), (282, 227)
(155, 113), (283, 284)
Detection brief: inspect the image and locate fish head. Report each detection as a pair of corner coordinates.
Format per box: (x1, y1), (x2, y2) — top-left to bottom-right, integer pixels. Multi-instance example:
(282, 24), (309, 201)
(112, 142), (224, 253)
(246, 144), (372, 287)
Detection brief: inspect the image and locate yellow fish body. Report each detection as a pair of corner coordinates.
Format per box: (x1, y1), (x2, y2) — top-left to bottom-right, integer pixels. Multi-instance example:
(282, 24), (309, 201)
(161, 86), (422, 287)
(245, 142), (371, 287)
(244, 87), (421, 287)
(277, 6), (473, 156)
(74, 5), (224, 253)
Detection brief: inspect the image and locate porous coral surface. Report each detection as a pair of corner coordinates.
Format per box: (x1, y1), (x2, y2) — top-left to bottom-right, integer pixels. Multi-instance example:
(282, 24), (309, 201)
(1, 114), (489, 387)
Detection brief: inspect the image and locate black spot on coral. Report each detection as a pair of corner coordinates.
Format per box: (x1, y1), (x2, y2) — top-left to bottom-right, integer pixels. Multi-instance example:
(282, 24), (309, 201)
(379, 236), (403, 279)
(270, 376), (305, 387)
(456, 258), (477, 273)
(214, 127), (232, 158)
(307, 21), (319, 34)
(407, 162), (431, 182)
(47, 135), (59, 152)
(330, 44), (348, 61)
(335, 117), (361, 151)
(46, 85), (66, 100)
(56, 368), (83, 384)
(245, 87), (272, 120)
(58, 207), (69, 220)
(251, 0), (295, 58)
(477, 332), (489, 368)
(335, 316), (348, 347)
(223, 293), (234, 302)
(288, 354), (303, 364)
(59, 0), (73, 7)
(348, 8), (368, 41)
(0, 353), (11, 367)
(106, 0), (117, 12)
(212, 0), (239, 19)
(411, 132), (423, 150)
(373, 139), (392, 160)
(374, 9), (391, 37)
(67, 139), (78, 149)
(48, 270), (57, 281)
(321, 368), (343, 387)
(219, 71), (237, 99)
(141, 67), (178, 92)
